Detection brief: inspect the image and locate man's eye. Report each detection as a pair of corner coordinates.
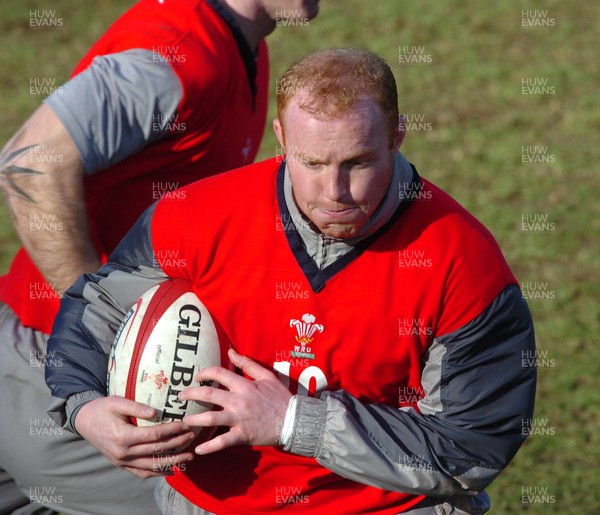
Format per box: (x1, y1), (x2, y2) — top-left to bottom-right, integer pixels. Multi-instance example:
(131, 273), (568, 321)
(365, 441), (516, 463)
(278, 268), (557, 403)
(348, 160), (369, 169)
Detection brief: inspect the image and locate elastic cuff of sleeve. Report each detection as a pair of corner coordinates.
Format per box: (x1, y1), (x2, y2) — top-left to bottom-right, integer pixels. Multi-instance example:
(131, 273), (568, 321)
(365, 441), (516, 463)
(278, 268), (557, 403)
(284, 395), (327, 457)
(66, 390), (104, 435)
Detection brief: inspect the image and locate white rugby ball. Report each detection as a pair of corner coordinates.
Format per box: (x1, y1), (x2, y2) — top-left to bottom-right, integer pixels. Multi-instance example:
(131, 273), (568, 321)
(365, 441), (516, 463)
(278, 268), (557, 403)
(107, 279), (224, 444)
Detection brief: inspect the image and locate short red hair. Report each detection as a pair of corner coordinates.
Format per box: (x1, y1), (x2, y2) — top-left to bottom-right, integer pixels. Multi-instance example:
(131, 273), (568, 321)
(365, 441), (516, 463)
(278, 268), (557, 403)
(276, 48), (399, 147)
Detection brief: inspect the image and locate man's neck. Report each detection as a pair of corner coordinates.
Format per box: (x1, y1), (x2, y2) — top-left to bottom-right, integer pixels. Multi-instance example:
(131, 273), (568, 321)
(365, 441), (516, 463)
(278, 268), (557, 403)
(218, 0), (276, 50)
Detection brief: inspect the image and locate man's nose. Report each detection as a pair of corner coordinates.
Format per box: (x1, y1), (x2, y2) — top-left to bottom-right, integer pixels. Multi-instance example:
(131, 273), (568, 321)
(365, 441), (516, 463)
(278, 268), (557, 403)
(323, 167), (349, 201)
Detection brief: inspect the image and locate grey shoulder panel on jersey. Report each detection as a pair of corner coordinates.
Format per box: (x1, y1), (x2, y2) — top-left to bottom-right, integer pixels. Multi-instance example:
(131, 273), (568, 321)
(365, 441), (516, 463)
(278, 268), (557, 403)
(44, 48), (183, 174)
(287, 284), (536, 497)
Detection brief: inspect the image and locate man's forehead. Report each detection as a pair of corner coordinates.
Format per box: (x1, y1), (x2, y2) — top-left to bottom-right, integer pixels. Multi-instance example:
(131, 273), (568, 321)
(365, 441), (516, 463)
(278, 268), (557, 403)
(283, 92), (383, 127)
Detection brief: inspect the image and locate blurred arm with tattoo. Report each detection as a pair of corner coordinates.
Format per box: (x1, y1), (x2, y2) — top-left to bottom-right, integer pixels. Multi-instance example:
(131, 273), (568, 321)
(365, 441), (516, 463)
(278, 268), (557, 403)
(0, 104), (100, 294)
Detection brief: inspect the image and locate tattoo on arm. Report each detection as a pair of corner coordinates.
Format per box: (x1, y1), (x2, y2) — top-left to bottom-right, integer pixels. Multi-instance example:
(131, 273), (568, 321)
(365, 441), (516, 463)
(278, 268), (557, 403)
(0, 145), (43, 203)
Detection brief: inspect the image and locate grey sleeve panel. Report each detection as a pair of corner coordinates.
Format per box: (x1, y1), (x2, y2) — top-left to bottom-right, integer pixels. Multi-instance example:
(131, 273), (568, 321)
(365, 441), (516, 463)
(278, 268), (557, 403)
(45, 203), (168, 430)
(44, 49), (183, 174)
(288, 284), (536, 496)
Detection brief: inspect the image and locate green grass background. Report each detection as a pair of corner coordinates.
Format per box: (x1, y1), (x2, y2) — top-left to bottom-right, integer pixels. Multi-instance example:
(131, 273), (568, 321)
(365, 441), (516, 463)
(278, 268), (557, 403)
(1, 1), (598, 513)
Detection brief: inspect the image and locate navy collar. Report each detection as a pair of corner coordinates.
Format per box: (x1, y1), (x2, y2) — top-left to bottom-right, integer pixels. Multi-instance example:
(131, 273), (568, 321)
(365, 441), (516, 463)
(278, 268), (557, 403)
(276, 160), (422, 293)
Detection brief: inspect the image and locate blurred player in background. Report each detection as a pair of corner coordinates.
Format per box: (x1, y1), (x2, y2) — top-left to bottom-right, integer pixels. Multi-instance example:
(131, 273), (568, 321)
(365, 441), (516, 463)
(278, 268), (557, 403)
(47, 48), (536, 514)
(0, 0), (320, 513)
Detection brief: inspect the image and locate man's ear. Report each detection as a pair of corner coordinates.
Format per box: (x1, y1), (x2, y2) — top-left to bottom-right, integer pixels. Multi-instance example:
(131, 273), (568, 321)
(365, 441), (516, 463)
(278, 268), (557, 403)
(273, 118), (285, 149)
(395, 114), (407, 151)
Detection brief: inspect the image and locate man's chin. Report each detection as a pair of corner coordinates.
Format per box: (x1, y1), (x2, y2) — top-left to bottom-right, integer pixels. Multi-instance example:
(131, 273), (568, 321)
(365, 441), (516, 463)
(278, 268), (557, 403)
(319, 223), (360, 240)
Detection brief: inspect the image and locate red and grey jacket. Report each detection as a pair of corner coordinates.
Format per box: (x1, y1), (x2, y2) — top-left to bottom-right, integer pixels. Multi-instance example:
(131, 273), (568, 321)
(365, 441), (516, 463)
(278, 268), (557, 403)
(0, 0), (268, 334)
(46, 156), (536, 514)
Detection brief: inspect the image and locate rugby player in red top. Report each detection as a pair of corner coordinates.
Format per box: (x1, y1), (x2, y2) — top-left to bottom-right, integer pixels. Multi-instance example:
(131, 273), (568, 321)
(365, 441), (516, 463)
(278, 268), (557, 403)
(47, 48), (536, 514)
(0, 1), (320, 513)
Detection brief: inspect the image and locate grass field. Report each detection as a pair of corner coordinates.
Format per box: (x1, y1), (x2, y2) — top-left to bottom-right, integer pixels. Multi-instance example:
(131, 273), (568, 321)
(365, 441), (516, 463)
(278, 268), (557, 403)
(1, 1), (598, 513)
